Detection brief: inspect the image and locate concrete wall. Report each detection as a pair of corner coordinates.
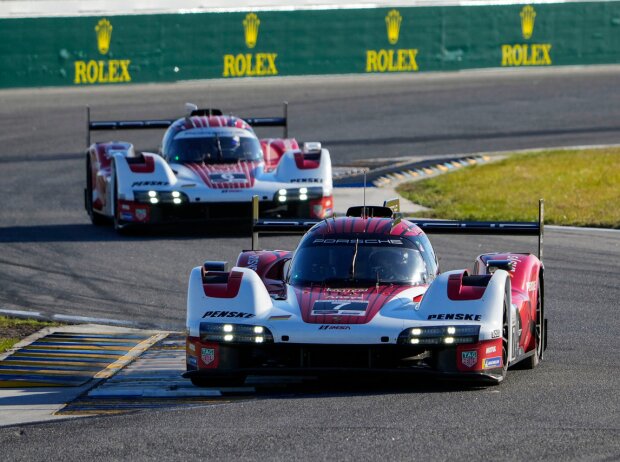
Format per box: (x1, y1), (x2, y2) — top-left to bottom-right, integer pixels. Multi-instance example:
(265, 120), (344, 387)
(1, 1), (619, 88)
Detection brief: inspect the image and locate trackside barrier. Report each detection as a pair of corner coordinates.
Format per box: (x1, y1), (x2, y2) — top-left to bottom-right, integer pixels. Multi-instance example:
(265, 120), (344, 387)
(250, 195), (544, 260)
(1, 3), (620, 88)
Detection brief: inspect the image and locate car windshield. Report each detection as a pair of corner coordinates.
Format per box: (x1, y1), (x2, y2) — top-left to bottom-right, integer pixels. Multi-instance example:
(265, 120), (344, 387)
(168, 135), (262, 163)
(288, 241), (429, 287)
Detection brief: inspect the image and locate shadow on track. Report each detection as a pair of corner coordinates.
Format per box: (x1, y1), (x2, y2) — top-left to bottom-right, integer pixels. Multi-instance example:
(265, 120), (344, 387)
(249, 375), (490, 399)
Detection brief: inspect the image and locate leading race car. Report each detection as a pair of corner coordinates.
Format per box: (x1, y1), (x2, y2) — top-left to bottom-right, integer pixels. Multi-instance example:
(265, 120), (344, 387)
(85, 103), (333, 231)
(184, 198), (547, 386)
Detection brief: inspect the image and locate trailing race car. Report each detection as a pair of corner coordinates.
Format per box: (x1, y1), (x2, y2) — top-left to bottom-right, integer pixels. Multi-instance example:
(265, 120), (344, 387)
(184, 198), (547, 386)
(85, 103), (333, 231)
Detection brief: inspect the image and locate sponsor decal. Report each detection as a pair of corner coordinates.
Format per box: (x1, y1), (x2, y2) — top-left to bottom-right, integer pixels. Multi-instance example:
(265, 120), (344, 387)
(210, 173), (248, 183)
(269, 315), (291, 321)
(501, 6), (552, 67)
(223, 13), (278, 77)
(491, 329), (501, 339)
(427, 313), (482, 321)
(290, 178), (323, 183)
(201, 347), (216, 365)
(366, 10), (419, 73)
(527, 281), (538, 292)
(74, 18), (133, 85)
(461, 351), (478, 368)
(202, 310), (255, 319)
(486, 345), (497, 354)
(247, 255), (260, 271)
(312, 238), (403, 245)
(120, 212), (133, 221)
(131, 181), (169, 187)
(187, 356), (197, 367)
(483, 356), (502, 369)
(319, 325), (351, 330)
(134, 208), (147, 221)
(312, 300), (369, 316)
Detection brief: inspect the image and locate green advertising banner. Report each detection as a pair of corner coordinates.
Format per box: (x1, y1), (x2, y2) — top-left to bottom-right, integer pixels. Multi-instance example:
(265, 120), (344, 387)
(0, 2), (619, 88)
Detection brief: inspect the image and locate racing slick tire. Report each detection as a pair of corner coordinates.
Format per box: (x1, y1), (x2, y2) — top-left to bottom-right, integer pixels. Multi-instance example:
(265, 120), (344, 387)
(499, 292), (510, 382)
(522, 277), (544, 369)
(111, 161), (129, 234)
(86, 155), (107, 226)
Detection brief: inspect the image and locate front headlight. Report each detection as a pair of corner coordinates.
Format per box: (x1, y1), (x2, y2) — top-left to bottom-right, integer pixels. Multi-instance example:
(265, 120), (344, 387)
(134, 190), (189, 205)
(397, 325), (480, 345)
(199, 323), (274, 344)
(273, 186), (323, 203)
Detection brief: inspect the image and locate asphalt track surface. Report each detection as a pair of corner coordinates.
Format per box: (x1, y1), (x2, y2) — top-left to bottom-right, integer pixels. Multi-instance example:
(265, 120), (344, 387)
(0, 68), (619, 460)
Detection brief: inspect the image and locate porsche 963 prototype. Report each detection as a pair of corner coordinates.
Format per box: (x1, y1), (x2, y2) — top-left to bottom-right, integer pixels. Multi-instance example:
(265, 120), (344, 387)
(85, 103), (333, 231)
(184, 198), (547, 386)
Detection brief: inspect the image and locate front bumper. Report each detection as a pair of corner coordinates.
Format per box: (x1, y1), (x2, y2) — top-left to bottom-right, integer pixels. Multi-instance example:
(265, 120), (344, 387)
(117, 196), (332, 226)
(184, 337), (505, 383)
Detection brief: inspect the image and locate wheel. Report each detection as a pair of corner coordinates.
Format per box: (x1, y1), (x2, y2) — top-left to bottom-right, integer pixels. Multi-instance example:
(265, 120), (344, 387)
(86, 155), (107, 226)
(523, 277), (544, 369)
(500, 293), (510, 381)
(111, 163), (129, 234)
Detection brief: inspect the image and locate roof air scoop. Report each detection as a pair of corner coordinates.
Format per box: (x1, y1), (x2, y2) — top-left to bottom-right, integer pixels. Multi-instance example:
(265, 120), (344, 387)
(346, 205), (393, 218)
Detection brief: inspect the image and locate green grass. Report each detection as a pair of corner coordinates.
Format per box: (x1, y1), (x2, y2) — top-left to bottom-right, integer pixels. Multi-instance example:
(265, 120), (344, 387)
(397, 147), (620, 228)
(0, 316), (61, 353)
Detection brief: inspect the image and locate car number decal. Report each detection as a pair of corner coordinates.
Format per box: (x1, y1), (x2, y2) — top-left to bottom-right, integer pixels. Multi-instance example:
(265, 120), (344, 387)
(311, 300), (369, 316)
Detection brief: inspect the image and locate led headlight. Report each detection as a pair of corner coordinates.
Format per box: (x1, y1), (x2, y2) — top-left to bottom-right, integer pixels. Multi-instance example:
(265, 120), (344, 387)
(199, 323), (274, 344)
(398, 325), (480, 345)
(134, 190), (189, 205)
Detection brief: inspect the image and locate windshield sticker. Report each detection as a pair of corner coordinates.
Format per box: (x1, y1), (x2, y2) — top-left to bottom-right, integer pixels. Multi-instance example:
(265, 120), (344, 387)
(312, 238), (403, 245)
(312, 300), (369, 316)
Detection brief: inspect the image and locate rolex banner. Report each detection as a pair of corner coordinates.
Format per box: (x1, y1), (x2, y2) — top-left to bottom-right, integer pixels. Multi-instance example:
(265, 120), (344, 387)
(0, 2), (619, 88)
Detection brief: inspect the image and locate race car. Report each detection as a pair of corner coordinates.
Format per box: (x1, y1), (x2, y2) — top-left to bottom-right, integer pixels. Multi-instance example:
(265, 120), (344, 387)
(85, 103), (333, 231)
(184, 198), (547, 386)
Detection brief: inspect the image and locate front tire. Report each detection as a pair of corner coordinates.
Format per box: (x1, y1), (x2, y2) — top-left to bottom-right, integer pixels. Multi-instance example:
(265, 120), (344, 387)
(86, 155), (107, 226)
(111, 163), (129, 234)
(523, 277), (544, 369)
(500, 293), (510, 381)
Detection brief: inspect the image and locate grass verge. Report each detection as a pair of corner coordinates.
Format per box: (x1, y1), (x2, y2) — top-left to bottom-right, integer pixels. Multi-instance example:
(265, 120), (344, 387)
(0, 316), (61, 353)
(397, 147), (620, 228)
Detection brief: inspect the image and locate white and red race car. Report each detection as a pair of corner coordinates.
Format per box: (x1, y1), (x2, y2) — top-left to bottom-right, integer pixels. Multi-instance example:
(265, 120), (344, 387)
(184, 199), (547, 386)
(85, 104), (333, 231)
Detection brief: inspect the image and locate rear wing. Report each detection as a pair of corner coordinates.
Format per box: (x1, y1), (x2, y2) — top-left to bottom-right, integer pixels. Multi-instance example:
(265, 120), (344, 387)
(250, 195), (544, 260)
(86, 102), (289, 146)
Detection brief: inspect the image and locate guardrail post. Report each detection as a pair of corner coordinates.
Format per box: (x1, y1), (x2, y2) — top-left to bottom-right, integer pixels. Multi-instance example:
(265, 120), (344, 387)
(538, 199), (544, 260)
